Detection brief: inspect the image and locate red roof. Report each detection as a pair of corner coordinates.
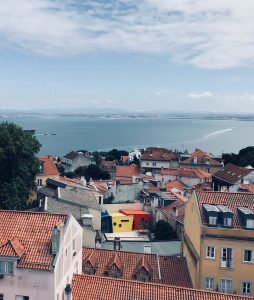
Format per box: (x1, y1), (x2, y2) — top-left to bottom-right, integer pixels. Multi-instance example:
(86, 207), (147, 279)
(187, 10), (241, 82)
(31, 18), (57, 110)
(181, 150), (221, 166)
(161, 168), (212, 180)
(213, 163), (251, 184)
(82, 248), (192, 287)
(72, 274), (250, 300)
(159, 199), (186, 224)
(165, 180), (186, 191)
(39, 156), (59, 176)
(195, 191), (254, 229)
(0, 210), (67, 270)
(142, 147), (178, 162)
(120, 209), (150, 216)
(116, 164), (140, 178)
(240, 184), (254, 193)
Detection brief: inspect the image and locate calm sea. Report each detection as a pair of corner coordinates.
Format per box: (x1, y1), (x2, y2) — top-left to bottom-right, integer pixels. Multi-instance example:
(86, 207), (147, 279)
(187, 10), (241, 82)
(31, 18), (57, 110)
(1, 115), (253, 156)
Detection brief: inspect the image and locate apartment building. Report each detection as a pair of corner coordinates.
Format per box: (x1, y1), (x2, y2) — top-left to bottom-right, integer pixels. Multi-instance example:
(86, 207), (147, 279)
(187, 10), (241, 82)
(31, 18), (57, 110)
(0, 210), (83, 300)
(182, 191), (254, 296)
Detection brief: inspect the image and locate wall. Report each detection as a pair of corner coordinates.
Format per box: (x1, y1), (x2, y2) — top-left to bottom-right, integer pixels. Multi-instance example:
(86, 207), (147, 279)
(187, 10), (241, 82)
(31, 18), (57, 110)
(180, 163), (221, 175)
(141, 160), (179, 170)
(111, 214), (133, 232)
(182, 193), (202, 287)
(0, 265), (55, 300)
(54, 215), (83, 300)
(101, 202), (144, 213)
(82, 228), (96, 248)
(109, 183), (142, 203)
(200, 236), (254, 295)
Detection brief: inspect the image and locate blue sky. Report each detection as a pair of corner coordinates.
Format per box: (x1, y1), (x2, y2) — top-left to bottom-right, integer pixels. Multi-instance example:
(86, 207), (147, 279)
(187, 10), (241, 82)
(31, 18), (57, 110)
(1, 0), (254, 113)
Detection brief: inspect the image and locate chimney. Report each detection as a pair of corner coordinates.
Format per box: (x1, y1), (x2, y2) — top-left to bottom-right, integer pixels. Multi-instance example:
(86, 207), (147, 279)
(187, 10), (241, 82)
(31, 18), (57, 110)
(114, 237), (121, 251)
(143, 244), (152, 254)
(95, 231), (102, 249)
(80, 176), (87, 186)
(52, 226), (60, 255)
(81, 214), (93, 227)
(64, 284), (72, 300)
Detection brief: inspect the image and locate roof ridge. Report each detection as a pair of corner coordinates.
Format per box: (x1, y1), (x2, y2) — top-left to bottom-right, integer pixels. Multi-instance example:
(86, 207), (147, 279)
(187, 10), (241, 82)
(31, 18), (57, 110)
(73, 274), (252, 298)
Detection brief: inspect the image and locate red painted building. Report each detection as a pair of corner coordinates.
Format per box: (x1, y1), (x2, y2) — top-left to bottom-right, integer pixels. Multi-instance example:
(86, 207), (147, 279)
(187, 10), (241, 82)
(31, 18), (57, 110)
(120, 209), (151, 230)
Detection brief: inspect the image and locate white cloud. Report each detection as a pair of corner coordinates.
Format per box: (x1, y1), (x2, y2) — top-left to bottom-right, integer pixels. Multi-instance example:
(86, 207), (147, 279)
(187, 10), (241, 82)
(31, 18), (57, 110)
(1, 0), (254, 68)
(188, 91), (213, 99)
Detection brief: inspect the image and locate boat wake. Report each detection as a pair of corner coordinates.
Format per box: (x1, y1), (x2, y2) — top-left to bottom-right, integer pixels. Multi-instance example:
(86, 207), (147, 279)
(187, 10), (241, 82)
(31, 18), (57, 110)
(203, 128), (232, 139)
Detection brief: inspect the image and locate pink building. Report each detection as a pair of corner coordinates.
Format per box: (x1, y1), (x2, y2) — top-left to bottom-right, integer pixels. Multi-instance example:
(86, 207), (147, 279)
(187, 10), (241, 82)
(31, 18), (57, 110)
(0, 210), (83, 300)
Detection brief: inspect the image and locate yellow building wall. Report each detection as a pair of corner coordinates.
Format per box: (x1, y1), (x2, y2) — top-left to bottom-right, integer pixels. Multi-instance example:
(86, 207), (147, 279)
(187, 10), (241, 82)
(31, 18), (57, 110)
(36, 174), (60, 187)
(111, 213), (133, 233)
(200, 234), (254, 295)
(182, 192), (202, 287)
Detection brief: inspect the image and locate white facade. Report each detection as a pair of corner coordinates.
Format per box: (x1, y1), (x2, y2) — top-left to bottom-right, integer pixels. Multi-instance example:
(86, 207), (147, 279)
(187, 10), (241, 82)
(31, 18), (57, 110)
(0, 214), (83, 300)
(154, 173), (205, 188)
(141, 160), (179, 170)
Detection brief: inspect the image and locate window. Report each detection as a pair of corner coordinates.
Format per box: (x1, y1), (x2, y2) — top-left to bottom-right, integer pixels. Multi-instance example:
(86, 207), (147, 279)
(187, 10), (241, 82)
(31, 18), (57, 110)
(206, 246), (215, 259)
(0, 294), (3, 300)
(121, 220), (129, 223)
(65, 249), (68, 257)
(16, 297), (29, 300)
(205, 277), (214, 290)
(152, 162), (156, 166)
(243, 250), (253, 263)
(242, 282), (251, 295)
(220, 279), (232, 293)
(72, 238), (75, 250)
(221, 248), (233, 268)
(209, 216), (217, 226)
(146, 163), (149, 166)
(224, 218), (232, 227)
(37, 179), (42, 187)
(113, 222), (117, 226)
(0, 261), (14, 275)
(118, 224), (122, 227)
(246, 219), (254, 229)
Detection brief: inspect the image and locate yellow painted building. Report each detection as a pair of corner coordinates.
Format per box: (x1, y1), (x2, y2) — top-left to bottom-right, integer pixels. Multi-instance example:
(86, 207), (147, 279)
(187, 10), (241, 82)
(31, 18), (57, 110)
(182, 191), (254, 296)
(111, 213), (133, 233)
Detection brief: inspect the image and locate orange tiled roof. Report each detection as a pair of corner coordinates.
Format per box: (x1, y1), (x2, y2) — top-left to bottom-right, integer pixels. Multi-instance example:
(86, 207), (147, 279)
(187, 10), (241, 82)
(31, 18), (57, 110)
(0, 237), (25, 257)
(39, 156), (59, 176)
(213, 163), (251, 184)
(116, 164), (140, 178)
(165, 180), (186, 191)
(0, 210), (67, 270)
(120, 155), (129, 163)
(196, 191), (254, 229)
(142, 147), (178, 162)
(161, 168), (212, 180)
(82, 248), (192, 287)
(159, 199), (186, 224)
(240, 184), (254, 193)
(181, 150), (221, 166)
(72, 274), (251, 300)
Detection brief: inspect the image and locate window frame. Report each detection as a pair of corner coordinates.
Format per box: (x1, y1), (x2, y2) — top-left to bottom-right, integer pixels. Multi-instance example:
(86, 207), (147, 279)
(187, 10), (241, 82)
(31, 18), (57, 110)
(221, 248), (234, 269)
(220, 278), (233, 293)
(243, 249), (253, 263)
(246, 219), (254, 229)
(223, 217), (232, 227)
(204, 277), (214, 290)
(206, 246), (216, 260)
(209, 216), (217, 226)
(0, 260), (14, 276)
(242, 281), (252, 295)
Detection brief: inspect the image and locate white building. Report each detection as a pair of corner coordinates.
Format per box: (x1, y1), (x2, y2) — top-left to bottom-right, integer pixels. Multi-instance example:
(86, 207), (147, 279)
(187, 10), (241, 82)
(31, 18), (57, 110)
(0, 210), (83, 300)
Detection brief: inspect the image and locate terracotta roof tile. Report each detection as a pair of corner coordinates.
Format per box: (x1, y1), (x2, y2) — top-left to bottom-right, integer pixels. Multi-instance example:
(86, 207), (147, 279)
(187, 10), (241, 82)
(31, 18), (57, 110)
(165, 180), (186, 191)
(39, 156), (59, 176)
(72, 274), (251, 300)
(213, 163), (252, 184)
(161, 168), (212, 180)
(160, 199), (186, 224)
(240, 184), (254, 193)
(0, 237), (25, 257)
(196, 191), (254, 229)
(82, 248), (191, 287)
(181, 150), (221, 166)
(116, 164), (140, 178)
(142, 147), (178, 162)
(0, 210), (67, 270)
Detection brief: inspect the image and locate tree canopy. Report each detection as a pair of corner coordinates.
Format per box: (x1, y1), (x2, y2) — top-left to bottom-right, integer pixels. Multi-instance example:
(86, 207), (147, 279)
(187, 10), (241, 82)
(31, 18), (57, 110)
(154, 220), (176, 240)
(0, 122), (41, 210)
(222, 146), (254, 167)
(75, 164), (110, 181)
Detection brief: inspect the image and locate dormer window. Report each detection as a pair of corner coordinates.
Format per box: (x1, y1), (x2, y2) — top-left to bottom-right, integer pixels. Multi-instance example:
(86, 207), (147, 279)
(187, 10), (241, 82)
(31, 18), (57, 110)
(246, 219), (254, 229)
(0, 260), (14, 275)
(223, 217), (232, 227)
(209, 216), (217, 226)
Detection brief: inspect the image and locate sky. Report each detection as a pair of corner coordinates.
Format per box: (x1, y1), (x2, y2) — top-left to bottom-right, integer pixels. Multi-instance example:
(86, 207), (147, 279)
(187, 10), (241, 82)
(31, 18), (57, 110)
(1, 0), (254, 113)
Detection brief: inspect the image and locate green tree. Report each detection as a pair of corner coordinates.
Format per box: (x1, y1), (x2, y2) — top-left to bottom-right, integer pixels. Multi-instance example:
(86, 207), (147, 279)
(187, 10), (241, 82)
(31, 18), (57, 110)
(75, 164), (110, 181)
(130, 154), (140, 167)
(222, 146), (254, 167)
(154, 220), (176, 240)
(0, 122), (41, 210)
